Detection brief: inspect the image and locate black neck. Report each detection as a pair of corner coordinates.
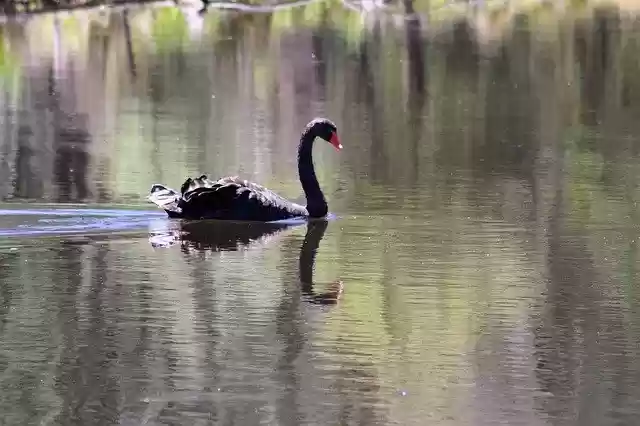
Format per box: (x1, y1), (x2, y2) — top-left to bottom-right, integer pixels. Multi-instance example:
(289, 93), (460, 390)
(298, 131), (328, 217)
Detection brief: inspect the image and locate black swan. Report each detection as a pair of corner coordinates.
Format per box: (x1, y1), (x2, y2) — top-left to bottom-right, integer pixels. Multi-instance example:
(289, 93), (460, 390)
(148, 118), (342, 221)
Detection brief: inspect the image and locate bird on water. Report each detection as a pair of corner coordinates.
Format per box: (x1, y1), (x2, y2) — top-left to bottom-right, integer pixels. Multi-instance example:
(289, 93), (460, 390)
(148, 118), (342, 221)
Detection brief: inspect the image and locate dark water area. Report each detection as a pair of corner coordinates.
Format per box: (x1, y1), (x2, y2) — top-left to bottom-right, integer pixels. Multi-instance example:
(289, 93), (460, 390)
(2, 2), (640, 425)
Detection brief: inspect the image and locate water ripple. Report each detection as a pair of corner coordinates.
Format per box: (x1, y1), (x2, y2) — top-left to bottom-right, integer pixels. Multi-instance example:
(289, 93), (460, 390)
(0, 208), (164, 237)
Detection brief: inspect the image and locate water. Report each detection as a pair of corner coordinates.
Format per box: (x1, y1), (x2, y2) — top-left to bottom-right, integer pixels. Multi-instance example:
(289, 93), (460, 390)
(1, 2), (640, 425)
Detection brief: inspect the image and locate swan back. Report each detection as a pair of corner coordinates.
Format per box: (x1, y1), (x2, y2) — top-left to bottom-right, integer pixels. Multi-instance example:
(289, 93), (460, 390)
(179, 175), (309, 221)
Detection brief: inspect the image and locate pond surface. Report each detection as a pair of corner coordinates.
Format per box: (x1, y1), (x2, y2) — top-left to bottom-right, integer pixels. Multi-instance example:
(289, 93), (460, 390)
(1, 3), (640, 425)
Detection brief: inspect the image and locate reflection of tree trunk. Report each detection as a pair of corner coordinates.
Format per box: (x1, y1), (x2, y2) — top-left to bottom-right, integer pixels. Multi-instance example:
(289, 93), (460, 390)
(480, 15), (533, 176)
(358, 20), (385, 183)
(0, 88), (18, 199)
(53, 145), (90, 202)
(404, 0), (424, 95)
(84, 244), (120, 425)
(274, 221), (338, 424)
(380, 240), (411, 380)
(42, 0), (60, 10)
(288, 31), (315, 128)
(275, 234), (303, 426)
(53, 126), (91, 202)
(403, 0), (426, 184)
(624, 167), (640, 310)
(532, 140), (578, 421)
(575, 8), (619, 129)
(148, 56), (165, 185)
(311, 34), (326, 94)
(13, 61), (57, 200)
(48, 54), (92, 202)
(334, 363), (383, 424)
(2, 1), (16, 14)
(187, 257), (221, 420)
(311, 13), (328, 93)
(531, 130), (636, 424)
(0, 254), (18, 334)
(14, 125), (39, 198)
(123, 9), (137, 79)
(52, 245), (89, 424)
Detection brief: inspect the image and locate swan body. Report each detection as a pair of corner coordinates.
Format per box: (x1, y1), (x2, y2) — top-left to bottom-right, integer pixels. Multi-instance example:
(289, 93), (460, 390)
(148, 118), (341, 221)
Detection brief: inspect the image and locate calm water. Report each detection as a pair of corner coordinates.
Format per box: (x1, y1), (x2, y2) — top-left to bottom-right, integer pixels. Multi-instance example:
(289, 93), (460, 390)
(1, 3), (640, 425)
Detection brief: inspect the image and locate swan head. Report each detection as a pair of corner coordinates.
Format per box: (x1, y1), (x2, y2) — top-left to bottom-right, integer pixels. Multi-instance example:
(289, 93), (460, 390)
(306, 118), (342, 151)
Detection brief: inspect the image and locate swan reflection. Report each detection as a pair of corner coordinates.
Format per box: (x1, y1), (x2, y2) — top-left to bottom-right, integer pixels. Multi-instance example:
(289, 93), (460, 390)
(148, 219), (342, 305)
(299, 220), (343, 305)
(148, 219), (297, 251)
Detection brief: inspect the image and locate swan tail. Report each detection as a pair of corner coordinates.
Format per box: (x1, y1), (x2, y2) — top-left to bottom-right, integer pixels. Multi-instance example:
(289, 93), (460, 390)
(149, 184), (183, 217)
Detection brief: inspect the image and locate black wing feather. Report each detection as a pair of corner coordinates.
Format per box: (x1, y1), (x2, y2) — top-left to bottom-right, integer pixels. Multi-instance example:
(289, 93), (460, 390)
(177, 175), (308, 221)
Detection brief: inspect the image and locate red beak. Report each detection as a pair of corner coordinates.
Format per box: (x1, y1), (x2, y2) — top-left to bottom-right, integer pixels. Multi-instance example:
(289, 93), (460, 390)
(329, 132), (342, 151)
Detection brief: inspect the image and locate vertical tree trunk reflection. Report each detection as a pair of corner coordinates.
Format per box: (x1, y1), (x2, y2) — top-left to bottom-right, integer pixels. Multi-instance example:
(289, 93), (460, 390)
(358, 19), (386, 183)
(403, 0), (426, 184)
(123, 9), (137, 79)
